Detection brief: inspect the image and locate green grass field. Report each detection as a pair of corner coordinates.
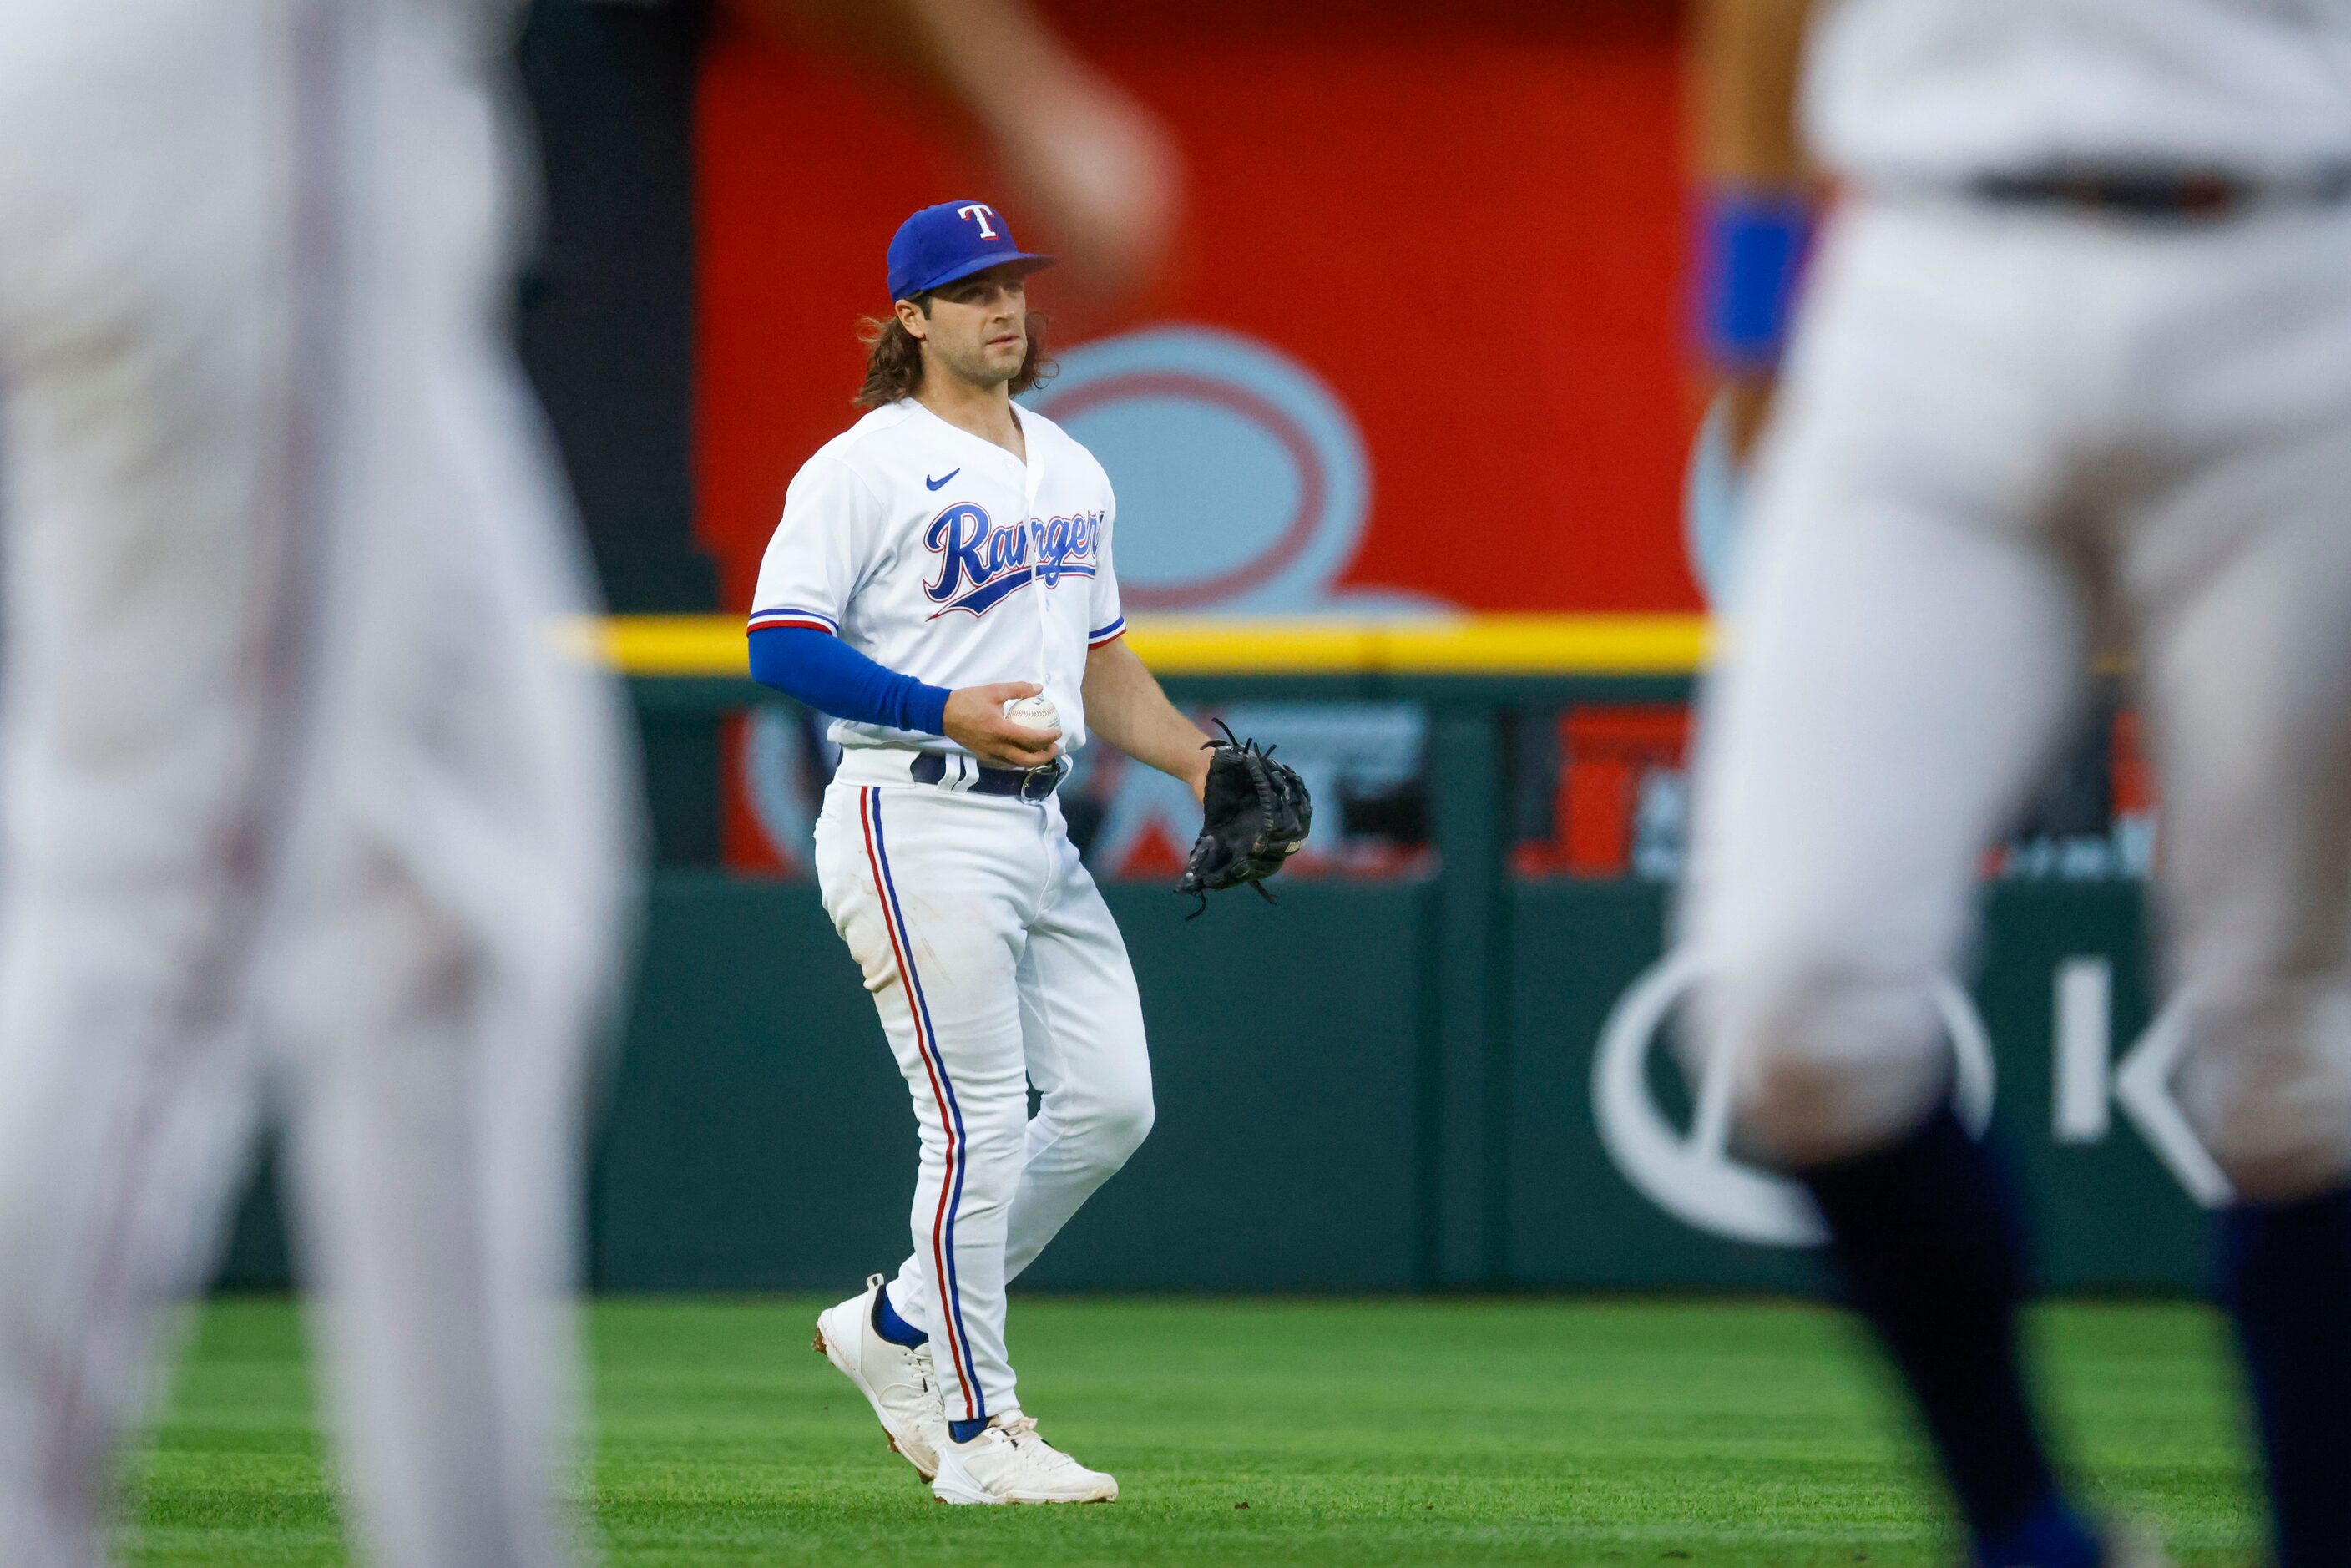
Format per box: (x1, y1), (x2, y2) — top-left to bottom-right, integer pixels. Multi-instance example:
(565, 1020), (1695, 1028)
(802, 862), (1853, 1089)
(123, 1297), (2258, 1566)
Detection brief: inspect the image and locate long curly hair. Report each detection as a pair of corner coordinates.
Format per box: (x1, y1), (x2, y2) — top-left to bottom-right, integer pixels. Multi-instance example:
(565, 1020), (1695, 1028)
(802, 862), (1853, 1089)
(854, 301), (1057, 409)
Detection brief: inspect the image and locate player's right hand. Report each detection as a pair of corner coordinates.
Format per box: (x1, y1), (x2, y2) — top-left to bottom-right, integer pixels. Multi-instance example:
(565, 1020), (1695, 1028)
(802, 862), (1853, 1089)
(943, 681), (1062, 770)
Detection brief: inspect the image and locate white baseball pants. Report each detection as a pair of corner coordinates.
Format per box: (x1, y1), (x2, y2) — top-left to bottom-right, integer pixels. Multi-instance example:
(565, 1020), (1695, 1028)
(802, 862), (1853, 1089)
(815, 755), (1153, 1426)
(1685, 195), (2351, 1197)
(0, 2), (632, 1565)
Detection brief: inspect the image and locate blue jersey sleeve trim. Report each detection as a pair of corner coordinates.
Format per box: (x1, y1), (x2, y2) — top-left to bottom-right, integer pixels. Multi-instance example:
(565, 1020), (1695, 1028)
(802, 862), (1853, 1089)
(1087, 616), (1127, 647)
(747, 625), (951, 737)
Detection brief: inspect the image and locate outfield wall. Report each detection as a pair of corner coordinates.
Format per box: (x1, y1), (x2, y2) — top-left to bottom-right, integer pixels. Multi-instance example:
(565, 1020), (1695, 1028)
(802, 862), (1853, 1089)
(214, 630), (2212, 1295)
(218, 873), (2217, 1297)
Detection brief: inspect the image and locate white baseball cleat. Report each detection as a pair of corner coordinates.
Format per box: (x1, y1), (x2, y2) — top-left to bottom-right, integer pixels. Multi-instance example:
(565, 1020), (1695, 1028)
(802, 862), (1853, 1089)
(2101, 1523), (2173, 1568)
(930, 1414), (1119, 1505)
(812, 1274), (944, 1480)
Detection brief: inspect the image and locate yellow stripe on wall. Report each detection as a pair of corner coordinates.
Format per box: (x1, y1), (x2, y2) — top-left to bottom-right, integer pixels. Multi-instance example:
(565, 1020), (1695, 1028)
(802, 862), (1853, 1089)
(594, 615), (754, 675)
(591, 613), (1713, 678)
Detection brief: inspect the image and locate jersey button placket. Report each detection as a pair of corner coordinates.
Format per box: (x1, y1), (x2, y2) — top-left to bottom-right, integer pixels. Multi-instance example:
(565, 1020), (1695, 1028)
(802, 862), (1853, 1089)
(1019, 432), (1054, 742)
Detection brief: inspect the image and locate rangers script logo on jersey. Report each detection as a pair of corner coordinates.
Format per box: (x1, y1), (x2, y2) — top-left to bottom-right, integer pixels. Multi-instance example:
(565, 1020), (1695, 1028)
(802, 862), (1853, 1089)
(925, 503), (1103, 619)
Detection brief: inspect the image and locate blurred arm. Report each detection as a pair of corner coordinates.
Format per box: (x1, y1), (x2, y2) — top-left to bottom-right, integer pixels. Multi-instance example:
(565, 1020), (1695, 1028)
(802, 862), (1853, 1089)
(1695, 0), (1817, 189)
(1692, 0), (1821, 460)
(732, 0), (1179, 300)
(1082, 637), (1212, 802)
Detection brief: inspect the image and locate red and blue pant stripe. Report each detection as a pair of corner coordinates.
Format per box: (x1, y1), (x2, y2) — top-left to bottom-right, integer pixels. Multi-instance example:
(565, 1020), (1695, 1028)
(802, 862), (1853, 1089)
(857, 786), (983, 1421)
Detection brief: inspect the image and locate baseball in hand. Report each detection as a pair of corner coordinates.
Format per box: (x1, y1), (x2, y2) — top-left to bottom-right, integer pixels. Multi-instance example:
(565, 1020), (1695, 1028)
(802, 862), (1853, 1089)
(1003, 694), (1062, 738)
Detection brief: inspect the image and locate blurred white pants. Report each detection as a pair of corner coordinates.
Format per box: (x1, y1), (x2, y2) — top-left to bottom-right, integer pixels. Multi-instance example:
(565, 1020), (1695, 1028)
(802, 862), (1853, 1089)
(815, 761), (1152, 1426)
(1686, 195), (2351, 1195)
(0, 1), (632, 1565)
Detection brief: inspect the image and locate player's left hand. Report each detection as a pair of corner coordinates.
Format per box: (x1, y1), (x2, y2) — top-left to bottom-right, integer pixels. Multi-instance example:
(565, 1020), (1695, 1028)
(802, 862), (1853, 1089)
(1175, 722), (1311, 916)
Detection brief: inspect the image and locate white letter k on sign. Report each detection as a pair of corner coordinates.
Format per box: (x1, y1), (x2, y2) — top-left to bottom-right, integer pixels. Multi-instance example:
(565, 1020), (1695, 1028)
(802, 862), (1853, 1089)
(2050, 957), (2232, 1206)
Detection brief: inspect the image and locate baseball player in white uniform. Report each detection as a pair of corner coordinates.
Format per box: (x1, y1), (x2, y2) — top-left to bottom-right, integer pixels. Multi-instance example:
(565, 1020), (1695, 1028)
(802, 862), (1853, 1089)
(1688, 3), (2351, 1565)
(0, 0), (633, 1564)
(748, 201), (1221, 1505)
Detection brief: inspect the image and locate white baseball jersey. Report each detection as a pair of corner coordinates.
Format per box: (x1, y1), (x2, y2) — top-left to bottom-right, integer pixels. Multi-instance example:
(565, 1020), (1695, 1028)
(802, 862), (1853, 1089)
(750, 400), (1125, 755)
(1806, 0), (2351, 184)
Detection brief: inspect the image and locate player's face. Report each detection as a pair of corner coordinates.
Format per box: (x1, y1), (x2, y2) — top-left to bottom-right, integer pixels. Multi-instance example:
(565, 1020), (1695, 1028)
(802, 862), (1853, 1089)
(907, 266), (1031, 390)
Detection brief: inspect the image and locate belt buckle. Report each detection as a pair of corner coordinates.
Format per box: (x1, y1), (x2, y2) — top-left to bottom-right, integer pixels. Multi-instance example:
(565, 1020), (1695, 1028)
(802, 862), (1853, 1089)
(1018, 761), (1060, 803)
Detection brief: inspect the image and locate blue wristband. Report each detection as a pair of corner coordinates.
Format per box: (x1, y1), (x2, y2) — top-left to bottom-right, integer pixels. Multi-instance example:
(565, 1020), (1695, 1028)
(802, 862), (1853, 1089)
(1699, 189), (1816, 372)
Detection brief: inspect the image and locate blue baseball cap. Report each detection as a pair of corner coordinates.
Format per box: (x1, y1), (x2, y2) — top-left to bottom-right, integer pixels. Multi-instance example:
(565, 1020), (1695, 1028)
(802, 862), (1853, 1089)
(886, 200), (1054, 303)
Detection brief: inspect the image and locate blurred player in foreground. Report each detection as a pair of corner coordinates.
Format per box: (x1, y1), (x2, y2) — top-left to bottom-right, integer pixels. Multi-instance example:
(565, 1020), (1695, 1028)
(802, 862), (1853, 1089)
(0, 0), (1172, 1561)
(1687, 2), (2351, 1565)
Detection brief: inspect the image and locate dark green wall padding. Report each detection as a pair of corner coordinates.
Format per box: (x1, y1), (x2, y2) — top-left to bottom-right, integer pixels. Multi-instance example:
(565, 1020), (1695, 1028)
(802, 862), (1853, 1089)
(218, 873), (2215, 1297)
(586, 876), (1429, 1292)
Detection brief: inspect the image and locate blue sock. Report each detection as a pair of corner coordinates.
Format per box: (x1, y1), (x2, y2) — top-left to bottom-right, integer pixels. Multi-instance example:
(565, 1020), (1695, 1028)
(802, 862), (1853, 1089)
(2220, 1184), (2351, 1568)
(1977, 1494), (2104, 1568)
(870, 1282), (928, 1348)
(948, 1416), (989, 1444)
(1801, 1107), (2098, 1568)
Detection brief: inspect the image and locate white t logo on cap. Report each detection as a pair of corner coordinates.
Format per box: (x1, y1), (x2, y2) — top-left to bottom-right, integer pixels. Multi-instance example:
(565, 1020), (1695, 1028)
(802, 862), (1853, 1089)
(957, 203), (999, 240)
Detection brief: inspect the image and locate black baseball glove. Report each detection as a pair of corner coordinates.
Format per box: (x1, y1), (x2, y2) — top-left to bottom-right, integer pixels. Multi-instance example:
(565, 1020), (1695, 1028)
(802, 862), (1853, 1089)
(1176, 721), (1312, 915)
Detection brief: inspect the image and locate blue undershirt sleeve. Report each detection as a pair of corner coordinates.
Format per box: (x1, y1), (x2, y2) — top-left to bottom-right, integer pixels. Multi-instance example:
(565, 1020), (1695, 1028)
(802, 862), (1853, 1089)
(747, 626), (952, 737)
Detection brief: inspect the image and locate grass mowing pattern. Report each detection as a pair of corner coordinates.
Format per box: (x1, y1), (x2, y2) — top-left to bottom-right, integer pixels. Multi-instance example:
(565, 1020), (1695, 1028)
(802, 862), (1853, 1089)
(125, 1297), (2257, 1565)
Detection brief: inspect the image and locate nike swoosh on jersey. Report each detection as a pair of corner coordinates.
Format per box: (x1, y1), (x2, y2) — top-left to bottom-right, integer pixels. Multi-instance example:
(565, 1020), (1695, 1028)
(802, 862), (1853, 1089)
(925, 469), (960, 491)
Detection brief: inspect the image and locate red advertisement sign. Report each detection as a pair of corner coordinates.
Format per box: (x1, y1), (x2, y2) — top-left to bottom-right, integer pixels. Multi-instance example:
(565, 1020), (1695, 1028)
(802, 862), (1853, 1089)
(695, 1), (1701, 620)
(695, 3), (1703, 873)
